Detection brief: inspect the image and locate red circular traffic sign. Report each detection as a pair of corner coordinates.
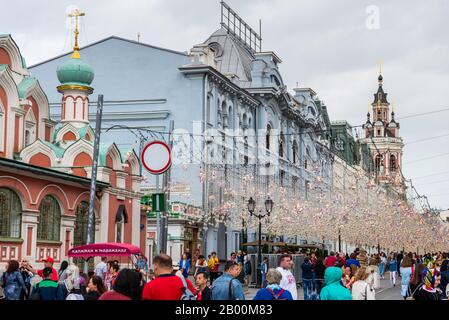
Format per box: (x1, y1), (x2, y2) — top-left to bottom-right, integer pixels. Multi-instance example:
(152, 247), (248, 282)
(141, 140), (172, 175)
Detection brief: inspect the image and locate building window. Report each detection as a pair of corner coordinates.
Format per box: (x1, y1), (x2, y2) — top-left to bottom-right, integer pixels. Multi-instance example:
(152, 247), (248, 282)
(279, 133), (285, 158)
(390, 155), (397, 173)
(292, 176), (298, 195)
(375, 155), (383, 174)
(0, 188), (22, 238)
(37, 195), (61, 241)
(280, 170), (285, 187)
(377, 129), (381, 136)
(115, 205), (128, 243)
(74, 201), (95, 246)
(266, 124), (271, 150)
(292, 142), (297, 164)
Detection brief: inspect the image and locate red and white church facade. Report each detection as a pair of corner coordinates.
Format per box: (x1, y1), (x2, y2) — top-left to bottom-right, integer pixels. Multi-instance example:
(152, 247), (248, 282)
(0, 34), (145, 269)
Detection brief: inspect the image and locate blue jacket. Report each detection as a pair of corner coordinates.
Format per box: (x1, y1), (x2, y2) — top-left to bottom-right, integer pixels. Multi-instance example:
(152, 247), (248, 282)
(345, 259), (360, 268)
(389, 259), (398, 271)
(301, 262), (314, 280)
(179, 259), (191, 278)
(253, 288), (293, 300)
(3, 271), (26, 300)
(211, 273), (245, 300)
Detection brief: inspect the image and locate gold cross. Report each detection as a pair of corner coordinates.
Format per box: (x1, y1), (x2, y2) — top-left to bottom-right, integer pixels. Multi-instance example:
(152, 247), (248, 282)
(68, 9), (85, 58)
(378, 60), (383, 75)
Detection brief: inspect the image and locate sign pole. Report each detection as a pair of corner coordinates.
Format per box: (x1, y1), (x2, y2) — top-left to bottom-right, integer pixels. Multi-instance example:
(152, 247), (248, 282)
(161, 120), (174, 253)
(156, 174), (161, 255)
(84, 94), (104, 274)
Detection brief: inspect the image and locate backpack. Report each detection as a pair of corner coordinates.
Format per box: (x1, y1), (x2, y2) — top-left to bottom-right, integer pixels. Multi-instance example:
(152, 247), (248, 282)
(266, 287), (287, 300)
(179, 275), (196, 300)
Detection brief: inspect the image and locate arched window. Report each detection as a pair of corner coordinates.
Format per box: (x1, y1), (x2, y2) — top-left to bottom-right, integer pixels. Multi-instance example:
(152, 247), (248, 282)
(0, 188), (22, 238)
(279, 132), (285, 158)
(74, 201), (94, 246)
(266, 124), (271, 150)
(390, 155), (397, 173)
(73, 201), (94, 269)
(37, 195), (61, 241)
(375, 155), (383, 174)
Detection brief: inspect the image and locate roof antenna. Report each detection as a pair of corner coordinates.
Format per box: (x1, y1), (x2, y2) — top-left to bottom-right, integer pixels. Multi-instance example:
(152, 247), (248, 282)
(137, 32), (141, 43)
(259, 19), (262, 52)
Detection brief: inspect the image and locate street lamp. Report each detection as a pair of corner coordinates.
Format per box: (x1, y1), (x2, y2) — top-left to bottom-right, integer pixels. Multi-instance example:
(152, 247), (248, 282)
(247, 196), (273, 288)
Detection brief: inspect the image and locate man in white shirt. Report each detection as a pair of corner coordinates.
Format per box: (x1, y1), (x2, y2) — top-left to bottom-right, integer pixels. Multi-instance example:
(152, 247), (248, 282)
(276, 254), (298, 300)
(94, 257), (108, 280)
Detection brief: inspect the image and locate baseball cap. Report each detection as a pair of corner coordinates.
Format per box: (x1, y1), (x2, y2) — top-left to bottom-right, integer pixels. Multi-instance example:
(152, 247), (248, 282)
(42, 257), (54, 263)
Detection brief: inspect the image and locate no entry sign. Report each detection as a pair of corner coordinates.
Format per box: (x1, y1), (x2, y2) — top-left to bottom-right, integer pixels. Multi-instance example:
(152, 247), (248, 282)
(141, 140), (172, 175)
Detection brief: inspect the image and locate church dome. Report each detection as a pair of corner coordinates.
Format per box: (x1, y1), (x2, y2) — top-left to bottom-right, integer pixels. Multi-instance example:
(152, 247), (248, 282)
(57, 57), (94, 86)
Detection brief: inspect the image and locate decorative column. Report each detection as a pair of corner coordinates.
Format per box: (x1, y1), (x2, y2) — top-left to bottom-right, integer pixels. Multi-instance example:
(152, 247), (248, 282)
(60, 214), (76, 261)
(21, 209), (40, 264)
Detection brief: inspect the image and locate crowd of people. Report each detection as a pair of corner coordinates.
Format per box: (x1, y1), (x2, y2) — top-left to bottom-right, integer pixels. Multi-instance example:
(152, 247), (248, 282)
(0, 249), (447, 301)
(299, 249), (449, 300)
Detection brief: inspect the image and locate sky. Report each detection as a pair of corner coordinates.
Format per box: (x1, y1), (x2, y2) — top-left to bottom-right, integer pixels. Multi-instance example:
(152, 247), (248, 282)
(2, 0), (449, 210)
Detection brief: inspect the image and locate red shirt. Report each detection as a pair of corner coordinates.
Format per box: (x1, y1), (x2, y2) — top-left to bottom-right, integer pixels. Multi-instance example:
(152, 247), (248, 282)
(99, 291), (131, 300)
(324, 256), (337, 268)
(38, 268), (58, 281)
(142, 274), (196, 300)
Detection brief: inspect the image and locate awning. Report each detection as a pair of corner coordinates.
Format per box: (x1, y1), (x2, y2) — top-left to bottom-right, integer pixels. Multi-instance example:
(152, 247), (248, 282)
(68, 242), (142, 258)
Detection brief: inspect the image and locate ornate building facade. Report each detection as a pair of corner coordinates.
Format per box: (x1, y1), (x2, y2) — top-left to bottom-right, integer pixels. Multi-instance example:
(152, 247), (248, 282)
(29, 4), (333, 262)
(0, 30), (142, 269)
(360, 73), (405, 194)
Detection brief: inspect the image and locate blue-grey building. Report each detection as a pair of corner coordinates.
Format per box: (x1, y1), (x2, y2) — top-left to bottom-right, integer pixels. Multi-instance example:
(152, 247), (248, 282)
(29, 3), (333, 263)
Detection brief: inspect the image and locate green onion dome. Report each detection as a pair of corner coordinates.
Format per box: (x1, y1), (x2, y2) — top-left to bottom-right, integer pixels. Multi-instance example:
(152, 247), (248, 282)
(57, 56), (94, 86)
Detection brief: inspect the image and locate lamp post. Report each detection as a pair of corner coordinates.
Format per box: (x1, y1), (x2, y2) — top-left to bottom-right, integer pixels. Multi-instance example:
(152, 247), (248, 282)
(247, 196), (273, 288)
(338, 227), (341, 252)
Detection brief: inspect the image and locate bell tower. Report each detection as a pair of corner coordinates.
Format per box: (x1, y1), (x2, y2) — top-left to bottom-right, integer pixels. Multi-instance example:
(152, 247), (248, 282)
(361, 68), (405, 193)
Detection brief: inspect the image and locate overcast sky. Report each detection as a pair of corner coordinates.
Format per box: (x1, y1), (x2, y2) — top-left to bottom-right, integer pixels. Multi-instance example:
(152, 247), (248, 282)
(2, 0), (449, 209)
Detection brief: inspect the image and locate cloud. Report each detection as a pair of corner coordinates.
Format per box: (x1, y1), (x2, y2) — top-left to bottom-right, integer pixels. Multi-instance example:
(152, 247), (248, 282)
(2, 0), (448, 208)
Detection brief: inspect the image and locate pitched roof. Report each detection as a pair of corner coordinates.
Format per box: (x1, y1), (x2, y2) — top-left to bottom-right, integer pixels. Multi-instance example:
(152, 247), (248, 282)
(29, 36), (188, 69)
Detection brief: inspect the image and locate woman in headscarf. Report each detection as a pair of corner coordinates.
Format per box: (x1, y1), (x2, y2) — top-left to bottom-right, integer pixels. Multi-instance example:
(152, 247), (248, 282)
(413, 268), (442, 300)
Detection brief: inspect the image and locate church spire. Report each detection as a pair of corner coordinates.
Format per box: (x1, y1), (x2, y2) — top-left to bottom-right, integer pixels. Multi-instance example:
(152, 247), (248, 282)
(68, 9), (85, 59)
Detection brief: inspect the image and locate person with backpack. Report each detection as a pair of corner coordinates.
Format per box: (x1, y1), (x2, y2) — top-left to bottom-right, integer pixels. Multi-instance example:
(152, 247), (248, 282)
(253, 269), (293, 300)
(142, 254), (196, 300)
(2, 260), (27, 300)
(211, 260), (245, 300)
